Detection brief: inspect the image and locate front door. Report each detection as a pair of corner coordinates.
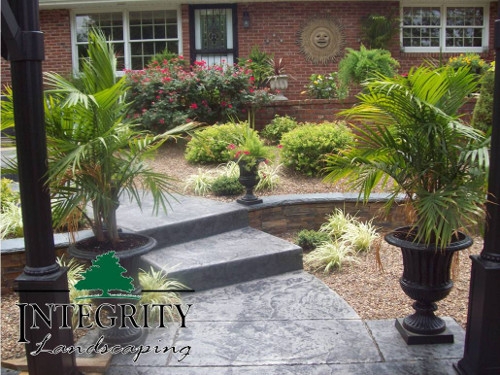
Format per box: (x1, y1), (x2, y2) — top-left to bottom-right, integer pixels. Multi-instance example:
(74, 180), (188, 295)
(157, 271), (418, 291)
(189, 5), (238, 65)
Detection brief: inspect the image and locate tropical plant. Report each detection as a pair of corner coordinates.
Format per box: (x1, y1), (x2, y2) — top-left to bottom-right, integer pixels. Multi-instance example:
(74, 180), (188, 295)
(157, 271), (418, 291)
(240, 46), (274, 88)
(227, 123), (273, 171)
(360, 14), (399, 49)
(324, 65), (489, 249)
(337, 45), (399, 89)
(43, 29), (193, 247)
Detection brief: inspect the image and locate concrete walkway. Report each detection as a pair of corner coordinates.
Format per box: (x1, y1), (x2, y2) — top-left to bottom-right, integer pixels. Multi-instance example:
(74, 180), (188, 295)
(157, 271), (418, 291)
(107, 194), (465, 374)
(1, 194), (466, 374)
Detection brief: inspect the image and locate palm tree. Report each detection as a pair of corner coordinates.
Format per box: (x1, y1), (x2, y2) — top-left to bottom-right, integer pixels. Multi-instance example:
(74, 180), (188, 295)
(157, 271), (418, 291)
(324, 65), (489, 249)
(44, 29), (192, 246)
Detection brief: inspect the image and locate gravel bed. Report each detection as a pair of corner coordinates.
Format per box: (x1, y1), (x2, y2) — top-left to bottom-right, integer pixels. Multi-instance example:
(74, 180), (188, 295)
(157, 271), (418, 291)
(1, 139), (480, 361)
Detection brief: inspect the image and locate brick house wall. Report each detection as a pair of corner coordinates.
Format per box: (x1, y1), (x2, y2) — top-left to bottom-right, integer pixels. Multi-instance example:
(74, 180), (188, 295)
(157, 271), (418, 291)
(2, 1), (497, 100)
(1, 9), (72, 87)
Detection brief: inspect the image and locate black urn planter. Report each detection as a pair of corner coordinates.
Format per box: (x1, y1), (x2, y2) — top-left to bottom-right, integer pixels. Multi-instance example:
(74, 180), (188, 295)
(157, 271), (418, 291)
(69, 233), (157, 345)
(236, 160), (263, 205)
(385, 226), (472, 345)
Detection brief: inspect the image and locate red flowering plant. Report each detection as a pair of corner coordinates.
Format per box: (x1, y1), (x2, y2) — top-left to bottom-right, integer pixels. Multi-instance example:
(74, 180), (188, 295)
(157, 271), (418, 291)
(125, 58), (266, 134)
(227, 125), (273, 172)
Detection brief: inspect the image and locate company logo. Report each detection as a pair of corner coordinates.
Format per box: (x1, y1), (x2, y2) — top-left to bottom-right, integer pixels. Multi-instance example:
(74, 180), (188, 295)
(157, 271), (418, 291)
(74, 251), (139, 300)
(17, 251), (193, 362)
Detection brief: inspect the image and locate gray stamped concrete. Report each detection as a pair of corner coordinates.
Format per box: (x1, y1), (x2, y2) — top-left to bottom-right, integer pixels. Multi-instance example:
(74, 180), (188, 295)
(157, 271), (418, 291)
(106, 271), (465, 375)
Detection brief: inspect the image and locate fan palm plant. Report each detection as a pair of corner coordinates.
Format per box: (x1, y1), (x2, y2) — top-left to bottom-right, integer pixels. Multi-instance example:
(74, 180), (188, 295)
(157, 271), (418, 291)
(44, 29), (193, 247)
(324, 64), (489, 342)
(324, 64), (489, 249)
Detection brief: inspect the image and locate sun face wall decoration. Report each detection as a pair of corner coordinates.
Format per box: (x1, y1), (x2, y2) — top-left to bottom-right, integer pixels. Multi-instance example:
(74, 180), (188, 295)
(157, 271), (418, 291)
(298, 17), (345, 65)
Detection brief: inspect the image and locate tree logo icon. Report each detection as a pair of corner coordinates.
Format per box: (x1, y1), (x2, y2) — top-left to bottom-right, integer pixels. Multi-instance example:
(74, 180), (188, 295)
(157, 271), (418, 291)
(75, 251), (139, 300)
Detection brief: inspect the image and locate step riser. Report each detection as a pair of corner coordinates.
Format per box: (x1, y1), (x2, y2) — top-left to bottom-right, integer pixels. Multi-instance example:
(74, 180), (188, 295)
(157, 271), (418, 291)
(138, 210), (248, 248)
(141, 248), (303, 291)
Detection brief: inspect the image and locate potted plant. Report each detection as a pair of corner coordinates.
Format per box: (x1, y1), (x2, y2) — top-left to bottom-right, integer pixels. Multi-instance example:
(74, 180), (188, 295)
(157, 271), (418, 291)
(43, 30), (194, 343)
(267, 57), (289, 100)
(323, 65), (489, 344)
(227, 124), (272, 205)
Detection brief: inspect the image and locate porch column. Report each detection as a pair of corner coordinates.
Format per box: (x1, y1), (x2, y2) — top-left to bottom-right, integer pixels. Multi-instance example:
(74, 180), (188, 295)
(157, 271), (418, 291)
(454, 1), (500, 374)
(1, 0), (79, 373)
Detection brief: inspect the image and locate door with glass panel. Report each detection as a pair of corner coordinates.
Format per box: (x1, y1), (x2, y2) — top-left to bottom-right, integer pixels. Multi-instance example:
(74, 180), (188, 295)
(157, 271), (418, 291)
(189, 5), (238, 65)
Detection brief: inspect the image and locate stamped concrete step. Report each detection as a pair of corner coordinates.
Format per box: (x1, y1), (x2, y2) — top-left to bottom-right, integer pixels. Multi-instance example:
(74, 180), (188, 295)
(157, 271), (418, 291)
(115, 194), (249, 248)
(140, 226), (303, 291)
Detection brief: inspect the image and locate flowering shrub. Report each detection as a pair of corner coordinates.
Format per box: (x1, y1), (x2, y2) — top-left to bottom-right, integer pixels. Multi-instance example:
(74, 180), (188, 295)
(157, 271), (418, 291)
(303, 73), (347, 99)
(280, 121), (354, 176)
(125, 58), (268, 133)
(447, 53), (488, 75)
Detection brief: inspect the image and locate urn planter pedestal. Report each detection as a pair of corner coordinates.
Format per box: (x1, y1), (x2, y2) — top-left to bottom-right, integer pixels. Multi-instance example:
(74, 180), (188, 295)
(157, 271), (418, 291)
(385, 226), (472, 345)
(236, 160), (262, 206)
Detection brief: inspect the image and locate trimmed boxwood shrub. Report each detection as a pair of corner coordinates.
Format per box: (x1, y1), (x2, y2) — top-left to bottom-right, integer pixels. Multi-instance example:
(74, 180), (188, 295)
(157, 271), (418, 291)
(185, 122), (255, 164)
(296, 229), (330, 251)
(260, 115), (299, 144)
(211, 176), (244, 196)
(280, 121), (354, 176)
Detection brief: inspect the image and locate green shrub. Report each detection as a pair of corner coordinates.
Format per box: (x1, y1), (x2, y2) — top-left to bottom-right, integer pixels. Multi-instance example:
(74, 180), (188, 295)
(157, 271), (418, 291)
(471, 70), (494, 132)
(185, 122), (252, 164)
(280, 122), (354, 176)
(296, 229), (330, 251)
(261, 115), (299, 143)
(338, 45), (399, 88)
(211, 175), (244, 196)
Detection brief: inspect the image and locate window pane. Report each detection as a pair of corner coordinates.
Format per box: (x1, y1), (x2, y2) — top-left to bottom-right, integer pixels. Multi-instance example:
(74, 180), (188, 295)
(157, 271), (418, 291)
(74, 9), (179, 72)
(402, 7), (441, 48)
(445, 7), (483, 48)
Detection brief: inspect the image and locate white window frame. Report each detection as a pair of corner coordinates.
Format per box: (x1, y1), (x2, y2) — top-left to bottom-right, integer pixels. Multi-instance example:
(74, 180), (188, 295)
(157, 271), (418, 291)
(400, 2), (489, 53)
(70, 6), (182, 75)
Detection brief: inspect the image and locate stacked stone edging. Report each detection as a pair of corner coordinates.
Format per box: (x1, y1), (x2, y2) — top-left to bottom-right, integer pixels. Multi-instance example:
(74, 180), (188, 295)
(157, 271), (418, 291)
(1, 193), (407, 292)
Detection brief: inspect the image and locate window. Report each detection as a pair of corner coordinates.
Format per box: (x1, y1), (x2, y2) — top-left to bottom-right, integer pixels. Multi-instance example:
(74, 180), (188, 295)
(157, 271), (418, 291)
(401, 5), (488, 52)
(73, 9), (180, 72)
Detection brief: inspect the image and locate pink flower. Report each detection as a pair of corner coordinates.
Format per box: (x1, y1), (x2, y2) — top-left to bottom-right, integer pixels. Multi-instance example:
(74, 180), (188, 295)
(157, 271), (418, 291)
(227, 144), (236, 150)
(277, 144), (283, 149)
(159, 118), (165, 124)
(190, 103), (198, 109)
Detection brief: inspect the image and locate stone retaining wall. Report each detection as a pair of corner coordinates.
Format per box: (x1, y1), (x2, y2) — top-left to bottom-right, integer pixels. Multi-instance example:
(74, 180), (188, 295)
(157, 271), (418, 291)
(246, 193), (407, 235)
(1, 194), (407, 292)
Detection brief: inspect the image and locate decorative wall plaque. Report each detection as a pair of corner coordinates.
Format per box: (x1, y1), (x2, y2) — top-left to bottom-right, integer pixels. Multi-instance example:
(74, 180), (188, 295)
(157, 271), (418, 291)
(298, 17), (345, 65)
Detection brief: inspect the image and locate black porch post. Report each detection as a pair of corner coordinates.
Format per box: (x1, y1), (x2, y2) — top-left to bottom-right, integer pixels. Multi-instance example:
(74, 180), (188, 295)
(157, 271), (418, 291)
(1, 0), (78, 374)
(455, 1), (500, 374)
